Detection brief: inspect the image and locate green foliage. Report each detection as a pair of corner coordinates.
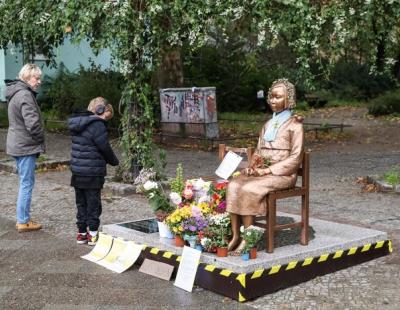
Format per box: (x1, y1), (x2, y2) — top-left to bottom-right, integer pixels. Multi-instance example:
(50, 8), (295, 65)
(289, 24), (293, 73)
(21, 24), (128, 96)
(241, 225), (264, 253)
(3, 0), (400, 178)
(40, 63), (124, 126)
(40, 65), (77, 116)
(327, 61), (395, 101)
(383, 166), (400, 186)
(169, 163), (185, 194)
(119, 80), (155, 177)
(368, 89), (400, 116)
(294, 101), (310, 112)
(0, 108), (8, 128)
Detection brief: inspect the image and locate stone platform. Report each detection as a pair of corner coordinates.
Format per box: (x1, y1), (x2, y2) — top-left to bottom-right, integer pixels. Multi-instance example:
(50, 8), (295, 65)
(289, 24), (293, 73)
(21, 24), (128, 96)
(102, 212), (391, 302)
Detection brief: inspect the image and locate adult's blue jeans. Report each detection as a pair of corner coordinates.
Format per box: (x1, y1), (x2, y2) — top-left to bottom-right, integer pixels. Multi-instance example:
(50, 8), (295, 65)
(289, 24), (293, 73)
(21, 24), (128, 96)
(14, 155), (37, 224)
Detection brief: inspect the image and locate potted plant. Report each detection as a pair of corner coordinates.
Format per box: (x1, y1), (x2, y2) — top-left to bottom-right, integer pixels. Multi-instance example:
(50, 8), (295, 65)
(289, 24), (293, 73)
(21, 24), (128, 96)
(241, 225), (264, 259)
(207, 212), (231, 257)
(181, 212), (208, 248)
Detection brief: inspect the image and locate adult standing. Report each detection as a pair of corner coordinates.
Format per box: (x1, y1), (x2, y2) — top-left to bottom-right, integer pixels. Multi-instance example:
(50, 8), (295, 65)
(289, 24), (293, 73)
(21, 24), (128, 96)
(5, 63), (45, 232)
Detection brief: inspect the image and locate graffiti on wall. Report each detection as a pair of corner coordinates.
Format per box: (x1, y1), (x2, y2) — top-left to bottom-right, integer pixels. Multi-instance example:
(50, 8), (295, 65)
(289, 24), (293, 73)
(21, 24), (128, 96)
(160, 87), (217, 123)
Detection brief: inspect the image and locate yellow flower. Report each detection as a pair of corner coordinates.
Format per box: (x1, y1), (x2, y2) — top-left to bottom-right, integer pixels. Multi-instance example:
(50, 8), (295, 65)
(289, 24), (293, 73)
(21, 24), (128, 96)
(232, 171), (241, 178)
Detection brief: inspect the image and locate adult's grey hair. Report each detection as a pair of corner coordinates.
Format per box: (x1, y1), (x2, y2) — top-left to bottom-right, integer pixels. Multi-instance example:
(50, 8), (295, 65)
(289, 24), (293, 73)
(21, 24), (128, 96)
(18, 64), (42, 82)
(267, 78), (296, 109)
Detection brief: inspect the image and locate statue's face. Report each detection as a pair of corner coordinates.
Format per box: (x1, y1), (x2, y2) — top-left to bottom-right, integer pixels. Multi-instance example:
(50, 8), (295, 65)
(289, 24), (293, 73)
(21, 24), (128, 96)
(268, 85), (287, 113)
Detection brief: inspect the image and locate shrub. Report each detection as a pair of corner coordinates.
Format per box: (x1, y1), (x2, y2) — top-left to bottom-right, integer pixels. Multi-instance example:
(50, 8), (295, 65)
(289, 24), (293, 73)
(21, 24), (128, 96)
(0, 108), (8, 127)
(39, 62), (124, 128)
(368, 89), (400, 116)
(328, 60), (395, 100)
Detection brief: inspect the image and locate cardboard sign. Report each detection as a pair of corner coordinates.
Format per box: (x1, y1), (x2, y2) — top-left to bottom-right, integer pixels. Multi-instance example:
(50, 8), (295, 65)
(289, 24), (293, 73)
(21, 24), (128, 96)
(215, 151), (243, 180)
(139, 258), (174, 281)
(174, 246), (201, 292)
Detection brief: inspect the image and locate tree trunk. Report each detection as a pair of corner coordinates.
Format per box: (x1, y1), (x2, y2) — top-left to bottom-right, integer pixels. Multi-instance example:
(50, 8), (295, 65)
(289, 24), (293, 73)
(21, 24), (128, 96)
(157, 48), (184, 88)
(393, 52), (400, 81)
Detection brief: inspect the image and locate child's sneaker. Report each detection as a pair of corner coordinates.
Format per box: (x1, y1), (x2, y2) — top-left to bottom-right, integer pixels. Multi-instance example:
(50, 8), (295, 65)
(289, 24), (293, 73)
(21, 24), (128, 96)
(76, 233), (88, 244)
(87, 233), (99, 246)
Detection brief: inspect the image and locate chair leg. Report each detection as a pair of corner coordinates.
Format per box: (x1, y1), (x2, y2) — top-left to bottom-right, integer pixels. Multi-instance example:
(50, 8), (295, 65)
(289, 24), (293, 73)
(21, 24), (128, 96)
(267, 196), (276, 253)
(301, 194), (309, 245)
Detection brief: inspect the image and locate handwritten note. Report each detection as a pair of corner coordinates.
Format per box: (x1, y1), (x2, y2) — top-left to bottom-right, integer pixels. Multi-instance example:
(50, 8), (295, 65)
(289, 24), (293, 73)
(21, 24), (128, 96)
(174, 246), (201, 292)
(215, 151), (243, 180)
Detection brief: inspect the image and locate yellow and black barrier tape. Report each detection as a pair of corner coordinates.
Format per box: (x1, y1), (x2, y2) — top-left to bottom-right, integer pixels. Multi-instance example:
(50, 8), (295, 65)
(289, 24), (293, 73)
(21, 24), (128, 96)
(236, 239), (392, 302)
(116, 238), (391, 303)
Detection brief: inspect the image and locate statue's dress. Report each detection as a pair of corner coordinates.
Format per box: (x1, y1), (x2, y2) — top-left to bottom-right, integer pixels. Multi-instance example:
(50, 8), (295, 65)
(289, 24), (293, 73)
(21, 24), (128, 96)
(226, 116), (304, 216)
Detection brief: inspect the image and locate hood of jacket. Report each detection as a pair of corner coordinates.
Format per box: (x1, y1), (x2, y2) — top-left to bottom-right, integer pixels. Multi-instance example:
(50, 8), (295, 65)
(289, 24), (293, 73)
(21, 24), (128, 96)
(68, 110), (105, 134)
(5, 79), (36, 102)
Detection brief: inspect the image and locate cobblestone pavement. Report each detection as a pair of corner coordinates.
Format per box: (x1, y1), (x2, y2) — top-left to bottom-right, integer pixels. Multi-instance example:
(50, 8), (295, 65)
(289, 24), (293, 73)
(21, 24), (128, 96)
(1, 113), (400, 309)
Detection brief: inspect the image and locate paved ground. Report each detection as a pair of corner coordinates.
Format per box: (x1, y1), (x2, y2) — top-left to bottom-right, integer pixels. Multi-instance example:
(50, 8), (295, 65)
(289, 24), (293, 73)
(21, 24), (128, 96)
(0, 107), (400, 309)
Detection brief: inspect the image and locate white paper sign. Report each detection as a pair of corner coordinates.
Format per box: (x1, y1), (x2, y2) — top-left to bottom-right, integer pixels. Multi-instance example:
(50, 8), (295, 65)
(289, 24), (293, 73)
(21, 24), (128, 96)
(215, 151), (243, 180)
(81, 233), (114, 263)
(97, 240), (142, 273)
(174, 246), (202, 292)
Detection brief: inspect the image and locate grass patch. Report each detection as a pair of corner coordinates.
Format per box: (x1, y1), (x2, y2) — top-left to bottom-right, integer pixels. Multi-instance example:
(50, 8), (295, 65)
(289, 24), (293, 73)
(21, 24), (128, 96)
(383, 165), (400, 185)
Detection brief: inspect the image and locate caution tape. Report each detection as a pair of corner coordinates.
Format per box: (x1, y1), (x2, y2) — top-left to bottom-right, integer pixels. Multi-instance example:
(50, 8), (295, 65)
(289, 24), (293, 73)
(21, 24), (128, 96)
(92, 236), (392, 303)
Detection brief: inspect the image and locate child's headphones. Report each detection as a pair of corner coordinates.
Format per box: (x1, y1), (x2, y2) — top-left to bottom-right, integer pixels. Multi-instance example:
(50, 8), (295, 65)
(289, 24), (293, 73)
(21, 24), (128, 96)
(95, 104), (106, 115)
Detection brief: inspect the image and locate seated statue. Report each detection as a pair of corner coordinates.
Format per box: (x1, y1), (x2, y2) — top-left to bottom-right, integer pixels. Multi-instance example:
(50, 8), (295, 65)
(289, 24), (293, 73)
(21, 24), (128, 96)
(226, 78), (304, 254)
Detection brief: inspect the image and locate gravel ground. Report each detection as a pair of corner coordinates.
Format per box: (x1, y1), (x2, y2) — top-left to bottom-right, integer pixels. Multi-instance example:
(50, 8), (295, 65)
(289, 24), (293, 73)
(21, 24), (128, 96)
(0, 107), (399, 309)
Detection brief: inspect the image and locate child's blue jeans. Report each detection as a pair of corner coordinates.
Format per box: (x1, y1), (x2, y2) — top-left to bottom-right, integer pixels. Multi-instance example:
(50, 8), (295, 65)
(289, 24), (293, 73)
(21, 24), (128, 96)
(14, 155), (37, 224)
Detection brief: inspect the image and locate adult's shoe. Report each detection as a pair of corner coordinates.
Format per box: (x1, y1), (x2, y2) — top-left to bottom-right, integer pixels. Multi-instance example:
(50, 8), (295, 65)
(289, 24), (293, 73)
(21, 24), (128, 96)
(16, 220), (42, 232)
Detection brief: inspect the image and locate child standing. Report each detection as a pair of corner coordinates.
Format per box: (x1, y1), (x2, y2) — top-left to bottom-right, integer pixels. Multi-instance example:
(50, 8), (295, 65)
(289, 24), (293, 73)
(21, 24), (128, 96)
(68, 97), (119, 245)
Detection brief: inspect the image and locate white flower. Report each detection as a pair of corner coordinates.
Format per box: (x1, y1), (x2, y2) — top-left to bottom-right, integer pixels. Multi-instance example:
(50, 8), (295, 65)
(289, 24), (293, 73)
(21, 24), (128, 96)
(143, 180), (158, 191)
(198, 195), (210, 204)
(200, 237), (210, 246)
(193, 178), (206, 190)
(169, 192), (182, 205)
(240, 225), (244, 233)
(149, 192), (155, 199)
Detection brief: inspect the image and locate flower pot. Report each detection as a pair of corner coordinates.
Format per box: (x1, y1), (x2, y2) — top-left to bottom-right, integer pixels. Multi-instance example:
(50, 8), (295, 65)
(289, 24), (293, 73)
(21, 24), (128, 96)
(216, 247), (228, 257)
(195, 244), (203, 252)
(157, 221), (174, 239)
(250, 247), (257, 259)
(242, 252), (250, 261)
(175, 235), (185, 247)
(184, 234), (197, 248)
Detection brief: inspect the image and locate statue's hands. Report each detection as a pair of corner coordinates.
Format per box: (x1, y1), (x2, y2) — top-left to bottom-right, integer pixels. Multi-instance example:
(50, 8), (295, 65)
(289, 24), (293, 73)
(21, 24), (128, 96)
(253, 168), (271, 176)
(241, 167), (255, 176)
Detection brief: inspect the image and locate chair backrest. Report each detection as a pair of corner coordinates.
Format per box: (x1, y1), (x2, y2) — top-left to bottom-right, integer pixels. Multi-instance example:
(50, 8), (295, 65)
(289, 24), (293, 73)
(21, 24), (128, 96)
(298, 151), (310, 189)
(218, 144), (255, 168)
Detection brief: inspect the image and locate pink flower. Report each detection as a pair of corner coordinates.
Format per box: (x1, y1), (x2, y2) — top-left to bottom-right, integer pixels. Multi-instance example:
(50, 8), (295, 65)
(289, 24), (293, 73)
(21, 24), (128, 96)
(183, 188), (194, 200)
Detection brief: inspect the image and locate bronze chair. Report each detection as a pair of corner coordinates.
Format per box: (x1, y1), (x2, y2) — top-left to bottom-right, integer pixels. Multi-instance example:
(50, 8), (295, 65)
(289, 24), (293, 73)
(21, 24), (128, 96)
(254, 151), (310, 253)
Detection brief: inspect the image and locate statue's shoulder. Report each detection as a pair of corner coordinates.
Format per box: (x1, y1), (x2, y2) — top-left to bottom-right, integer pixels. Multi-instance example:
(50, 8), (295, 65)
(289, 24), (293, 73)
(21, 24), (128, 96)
(291, 114), (304, 123)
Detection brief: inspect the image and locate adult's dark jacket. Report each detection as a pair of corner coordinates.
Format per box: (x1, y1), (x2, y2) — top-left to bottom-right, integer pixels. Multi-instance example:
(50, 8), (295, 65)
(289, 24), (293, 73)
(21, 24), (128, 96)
(68, 110), (119, 188)
(5, 79), (45, 156)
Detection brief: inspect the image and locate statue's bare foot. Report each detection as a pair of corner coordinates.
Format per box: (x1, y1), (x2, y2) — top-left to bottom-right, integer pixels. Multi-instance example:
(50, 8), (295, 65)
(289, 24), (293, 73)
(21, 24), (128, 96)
(230, 240), (246, 256)
(227, 237), (240, 252)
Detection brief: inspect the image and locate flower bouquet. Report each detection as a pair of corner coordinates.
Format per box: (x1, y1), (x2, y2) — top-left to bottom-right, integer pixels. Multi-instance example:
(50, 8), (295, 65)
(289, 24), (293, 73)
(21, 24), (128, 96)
(140, 180), (175, 238)
(208, 180), (228, 213)
(200, 212), (231, 254)
(142, 180), (174, 221)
